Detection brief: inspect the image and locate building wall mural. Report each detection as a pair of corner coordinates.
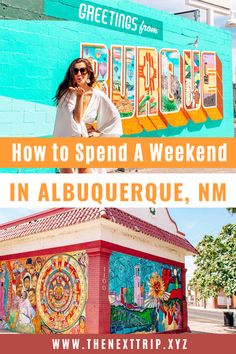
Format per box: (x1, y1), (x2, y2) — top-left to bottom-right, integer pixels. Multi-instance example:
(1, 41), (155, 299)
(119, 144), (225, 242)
(109, 252), (183, 334)
(0, 0), (233, 142)
(81, 44), (223, 133)
(0, 252), (88, 334)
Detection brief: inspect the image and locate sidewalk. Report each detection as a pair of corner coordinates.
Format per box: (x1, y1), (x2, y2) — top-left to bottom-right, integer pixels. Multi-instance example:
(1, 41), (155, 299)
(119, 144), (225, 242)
(188, 305), (236, 314)
(189, 320), (236, 334)
(188, 306), (236, 334)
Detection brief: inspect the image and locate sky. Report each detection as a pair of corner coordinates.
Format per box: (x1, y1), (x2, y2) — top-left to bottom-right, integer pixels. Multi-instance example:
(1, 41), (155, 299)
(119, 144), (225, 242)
(0, 208), (45, 224)
(132, 0), (236, 82)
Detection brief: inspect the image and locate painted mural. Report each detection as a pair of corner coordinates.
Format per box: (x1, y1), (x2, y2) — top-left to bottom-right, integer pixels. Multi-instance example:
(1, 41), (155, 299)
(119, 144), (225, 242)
(109, 252), (182, 334)
(0, 252), (88, 334)
(80, 43), (224, 134)
(0, 1), (233, 172)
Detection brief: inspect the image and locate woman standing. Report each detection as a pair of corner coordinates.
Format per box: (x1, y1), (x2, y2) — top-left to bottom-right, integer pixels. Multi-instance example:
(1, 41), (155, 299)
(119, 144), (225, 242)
(53, 58), (123, 173)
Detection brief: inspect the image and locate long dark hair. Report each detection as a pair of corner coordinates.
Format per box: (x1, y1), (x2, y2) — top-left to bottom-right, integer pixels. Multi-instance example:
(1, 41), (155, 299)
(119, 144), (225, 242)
(54, 58), (96, 105)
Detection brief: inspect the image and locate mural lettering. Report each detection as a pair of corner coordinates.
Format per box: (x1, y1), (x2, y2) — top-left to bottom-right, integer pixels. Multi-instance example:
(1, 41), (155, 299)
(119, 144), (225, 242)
(81, 43), (223, 134)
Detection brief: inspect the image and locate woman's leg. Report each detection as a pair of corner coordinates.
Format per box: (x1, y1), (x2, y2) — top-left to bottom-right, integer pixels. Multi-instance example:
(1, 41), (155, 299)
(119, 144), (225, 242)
(59, 168), (92, 173)
(60, 168), (74, 173)
(78, 168), (92, 173)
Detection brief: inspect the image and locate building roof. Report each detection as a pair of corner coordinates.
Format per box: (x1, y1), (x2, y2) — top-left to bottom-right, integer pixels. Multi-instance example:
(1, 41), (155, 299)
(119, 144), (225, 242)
(0, 208), (197, 254)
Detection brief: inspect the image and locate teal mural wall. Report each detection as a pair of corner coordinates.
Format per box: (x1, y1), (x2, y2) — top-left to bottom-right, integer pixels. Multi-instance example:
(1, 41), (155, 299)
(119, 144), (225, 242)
(0, 0), (233, 142)
(0, 0), (56, 20)
(109, 252), (183, 334)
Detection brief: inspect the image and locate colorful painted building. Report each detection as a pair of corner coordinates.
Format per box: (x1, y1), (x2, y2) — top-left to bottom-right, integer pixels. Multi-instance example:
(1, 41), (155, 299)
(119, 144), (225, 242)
(0, 0), (233, 173)
(0, 208), (196, 334)
(0, 0), (233, 140)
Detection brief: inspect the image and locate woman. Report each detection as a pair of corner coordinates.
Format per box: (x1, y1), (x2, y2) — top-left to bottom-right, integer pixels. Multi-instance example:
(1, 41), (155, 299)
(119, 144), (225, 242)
(53, 58), (123, 173)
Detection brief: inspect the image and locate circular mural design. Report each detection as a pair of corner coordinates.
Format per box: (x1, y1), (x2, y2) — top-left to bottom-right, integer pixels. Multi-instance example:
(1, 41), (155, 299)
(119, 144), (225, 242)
(36, 254), (87, 332)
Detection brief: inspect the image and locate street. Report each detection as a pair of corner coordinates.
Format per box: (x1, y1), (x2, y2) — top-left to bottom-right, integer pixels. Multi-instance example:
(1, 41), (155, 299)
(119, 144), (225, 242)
(189, 307), (224, 323)
(188, 307), (236, 334)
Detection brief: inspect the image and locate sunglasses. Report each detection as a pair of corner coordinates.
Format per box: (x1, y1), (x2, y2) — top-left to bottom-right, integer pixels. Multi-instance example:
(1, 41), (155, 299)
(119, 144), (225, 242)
(73, 67), (88, 75)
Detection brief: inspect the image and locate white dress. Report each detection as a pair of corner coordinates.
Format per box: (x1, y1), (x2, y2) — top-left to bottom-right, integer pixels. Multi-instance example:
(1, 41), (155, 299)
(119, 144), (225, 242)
(53, 88), (123, 138)
(53, 89), (123, 173)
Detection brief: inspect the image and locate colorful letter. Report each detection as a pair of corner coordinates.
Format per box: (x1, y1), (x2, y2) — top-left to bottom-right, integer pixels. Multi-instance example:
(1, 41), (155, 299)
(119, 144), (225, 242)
(202, 52), (223, 120)
(81, 43), (109, 95)
(183, 50), (207, 123)
(159, 49), (188, 127)
(137, 47), (166, 131)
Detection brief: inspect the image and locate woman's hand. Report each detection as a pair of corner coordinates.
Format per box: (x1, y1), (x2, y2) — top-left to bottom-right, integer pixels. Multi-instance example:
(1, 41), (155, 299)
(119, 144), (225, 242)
(87, 125), (101, 137)
(69, 86), (85, 98)
(89, 131), (101, 137)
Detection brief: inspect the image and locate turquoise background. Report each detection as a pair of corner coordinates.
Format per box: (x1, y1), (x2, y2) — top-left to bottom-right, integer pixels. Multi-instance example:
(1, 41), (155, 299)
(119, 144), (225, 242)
(0, 0), (233, 172)
(45, 0), (163, 40)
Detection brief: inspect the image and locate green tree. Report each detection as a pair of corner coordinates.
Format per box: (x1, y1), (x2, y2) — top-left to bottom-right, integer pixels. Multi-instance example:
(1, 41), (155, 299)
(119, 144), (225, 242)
(189, 224), (236, 309)
(215, 225), (236, 299)
(226, 208), (236, 214)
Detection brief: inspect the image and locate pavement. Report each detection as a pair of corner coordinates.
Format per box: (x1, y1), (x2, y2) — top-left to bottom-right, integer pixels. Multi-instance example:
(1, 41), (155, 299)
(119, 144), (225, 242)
(189, 320), (236, 334)
(188, 306), (236, 334)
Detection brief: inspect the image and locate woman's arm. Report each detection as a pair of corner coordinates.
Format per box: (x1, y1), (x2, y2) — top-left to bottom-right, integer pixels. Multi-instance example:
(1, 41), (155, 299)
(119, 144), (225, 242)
(53, 91), (86, 138)
(69, 87), (84, 123)
(96, 92), (123, 137)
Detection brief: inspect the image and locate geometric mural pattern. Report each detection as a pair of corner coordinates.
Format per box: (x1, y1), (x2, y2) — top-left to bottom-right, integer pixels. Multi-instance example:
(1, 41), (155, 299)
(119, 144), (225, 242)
(0, 251), (88, 334)
(36, 254), (87, 332)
